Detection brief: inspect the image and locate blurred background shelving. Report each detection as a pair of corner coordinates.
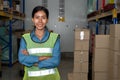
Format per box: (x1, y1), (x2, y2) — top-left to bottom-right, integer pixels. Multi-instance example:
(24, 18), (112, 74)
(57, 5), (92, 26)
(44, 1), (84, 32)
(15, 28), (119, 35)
(0, 0), (25, 67)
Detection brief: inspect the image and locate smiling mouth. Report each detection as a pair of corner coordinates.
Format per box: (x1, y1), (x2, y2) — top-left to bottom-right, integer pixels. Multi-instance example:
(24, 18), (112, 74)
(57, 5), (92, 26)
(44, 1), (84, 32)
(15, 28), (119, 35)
(38, 24), (43, 26)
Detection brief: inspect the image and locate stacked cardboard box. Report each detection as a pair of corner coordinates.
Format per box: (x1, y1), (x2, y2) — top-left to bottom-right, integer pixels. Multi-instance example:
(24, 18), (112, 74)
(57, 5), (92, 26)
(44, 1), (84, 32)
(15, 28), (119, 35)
(68, 28), (90, 80)
(92, 35), (110, 80)
(108, 24), (120, 80)
(3, 0), (9, 9)
(118, 55), (120, 80)
(0, 0), (3, 10)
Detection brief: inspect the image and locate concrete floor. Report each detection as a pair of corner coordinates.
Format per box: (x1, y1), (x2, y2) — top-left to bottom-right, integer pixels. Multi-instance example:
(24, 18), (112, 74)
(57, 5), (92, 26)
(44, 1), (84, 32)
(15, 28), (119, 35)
(0, 57), (73, 80)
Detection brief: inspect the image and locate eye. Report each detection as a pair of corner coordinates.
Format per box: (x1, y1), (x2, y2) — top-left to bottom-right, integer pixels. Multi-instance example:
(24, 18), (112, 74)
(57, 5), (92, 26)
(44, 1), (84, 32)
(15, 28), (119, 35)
(42, 16), (47, 19)
(34, 14), (41, 19)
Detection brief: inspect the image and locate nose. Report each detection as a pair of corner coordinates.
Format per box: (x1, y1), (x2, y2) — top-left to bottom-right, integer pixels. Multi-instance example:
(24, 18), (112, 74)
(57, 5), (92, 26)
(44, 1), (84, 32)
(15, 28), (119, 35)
(39, 18), (42, 22)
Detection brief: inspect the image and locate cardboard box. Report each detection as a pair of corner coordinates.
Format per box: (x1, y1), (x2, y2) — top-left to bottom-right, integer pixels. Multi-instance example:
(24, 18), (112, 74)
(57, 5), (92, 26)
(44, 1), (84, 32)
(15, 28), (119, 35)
(74, 39), (89, 50)
(109, 37), (120, 51)
(74, 51), (89, 62)
(68, 73), (73, 80)
(93, 48), (109, 72)
(0, 0), (3, 4)
(92, 72), (108, 80)
(0, 0), (3, 10)
(74, 62), (88, 72)
(94, 35), (110, 48)
(108, 65), (119, 79)
(74, 28), (90, 40)
(110, 24), (120, 39)
(118, 55), (120, 79)
(109, 50), (119, 65)
(68, 72), (88, 80)
(73, 72), (88, 80)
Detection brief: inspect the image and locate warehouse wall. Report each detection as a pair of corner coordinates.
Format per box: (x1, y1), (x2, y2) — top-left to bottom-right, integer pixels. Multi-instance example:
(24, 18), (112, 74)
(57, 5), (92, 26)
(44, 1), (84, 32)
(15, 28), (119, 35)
(25, 0), (87, 52)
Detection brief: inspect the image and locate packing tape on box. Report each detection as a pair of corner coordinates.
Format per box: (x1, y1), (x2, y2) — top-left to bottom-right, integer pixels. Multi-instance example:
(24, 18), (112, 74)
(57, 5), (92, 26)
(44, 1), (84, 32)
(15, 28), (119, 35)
(80, 51), (83, 54)
(80, 31), (84, 40)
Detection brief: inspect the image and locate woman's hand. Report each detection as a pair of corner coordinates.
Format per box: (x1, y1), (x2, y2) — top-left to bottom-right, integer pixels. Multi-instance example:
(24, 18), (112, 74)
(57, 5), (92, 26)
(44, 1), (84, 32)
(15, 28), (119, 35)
(33, 57), (51, 66)
(22, 50), (29, 55)
(39, 56), (51, 61)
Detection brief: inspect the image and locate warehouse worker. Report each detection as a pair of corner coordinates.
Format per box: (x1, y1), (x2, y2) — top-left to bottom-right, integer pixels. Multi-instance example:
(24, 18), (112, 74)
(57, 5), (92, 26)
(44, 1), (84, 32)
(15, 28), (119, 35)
(18, 6), (61, 80)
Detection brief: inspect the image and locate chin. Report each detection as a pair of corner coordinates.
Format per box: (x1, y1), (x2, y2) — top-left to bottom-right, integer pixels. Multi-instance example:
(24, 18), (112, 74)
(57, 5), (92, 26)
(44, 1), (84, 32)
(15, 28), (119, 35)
(38, 28), (45, 30)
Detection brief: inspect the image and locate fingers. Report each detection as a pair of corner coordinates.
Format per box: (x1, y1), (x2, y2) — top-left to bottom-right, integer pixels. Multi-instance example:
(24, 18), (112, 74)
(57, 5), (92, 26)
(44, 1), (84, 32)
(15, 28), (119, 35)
(39, 56), (51, 61)
(22, 50), (29, 55)
(34, 63), (38, 66)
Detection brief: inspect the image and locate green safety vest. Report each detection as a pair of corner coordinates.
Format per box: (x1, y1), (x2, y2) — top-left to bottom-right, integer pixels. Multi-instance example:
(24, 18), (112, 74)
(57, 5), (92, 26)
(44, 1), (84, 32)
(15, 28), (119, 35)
(22, 32), (60, 80)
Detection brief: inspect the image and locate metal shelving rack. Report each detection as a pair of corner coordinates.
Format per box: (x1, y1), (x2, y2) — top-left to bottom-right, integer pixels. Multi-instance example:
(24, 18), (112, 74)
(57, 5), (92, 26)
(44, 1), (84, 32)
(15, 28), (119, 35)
(0, 0), (25, 67)
(87, 1), (119, 80)
(87, 4), (120, 34)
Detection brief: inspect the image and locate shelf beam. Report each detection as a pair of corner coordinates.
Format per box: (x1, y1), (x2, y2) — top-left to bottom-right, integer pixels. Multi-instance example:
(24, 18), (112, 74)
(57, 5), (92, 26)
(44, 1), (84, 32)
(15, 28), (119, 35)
(0, 11), (25, 20)
(87, 10), (120, 22)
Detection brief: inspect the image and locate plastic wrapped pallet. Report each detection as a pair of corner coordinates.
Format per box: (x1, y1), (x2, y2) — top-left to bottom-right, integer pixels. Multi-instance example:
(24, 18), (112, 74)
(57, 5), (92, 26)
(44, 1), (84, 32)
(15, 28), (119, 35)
(0, 35), (18, 64)
(87, 0), (94, 14)
(0, 45), (1, 73)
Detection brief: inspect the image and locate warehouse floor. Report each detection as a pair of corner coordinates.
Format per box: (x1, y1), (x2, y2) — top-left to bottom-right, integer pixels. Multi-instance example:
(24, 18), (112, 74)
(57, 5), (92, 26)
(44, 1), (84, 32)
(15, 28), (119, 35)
(0, 55), (73, 80)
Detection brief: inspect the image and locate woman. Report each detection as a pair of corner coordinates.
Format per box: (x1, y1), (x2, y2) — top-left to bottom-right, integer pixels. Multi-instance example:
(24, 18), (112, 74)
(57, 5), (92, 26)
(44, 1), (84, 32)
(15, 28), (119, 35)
(18, 6), (61, 80)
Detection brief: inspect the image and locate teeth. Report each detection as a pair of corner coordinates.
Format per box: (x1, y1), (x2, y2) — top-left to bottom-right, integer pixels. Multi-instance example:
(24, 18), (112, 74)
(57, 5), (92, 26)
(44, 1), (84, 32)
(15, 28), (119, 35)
(38, 24), (42, 26)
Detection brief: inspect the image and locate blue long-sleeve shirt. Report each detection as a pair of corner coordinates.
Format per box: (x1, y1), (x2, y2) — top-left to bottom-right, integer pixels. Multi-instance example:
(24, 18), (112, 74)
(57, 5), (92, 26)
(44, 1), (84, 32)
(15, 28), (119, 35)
(18, 29), (61, 69)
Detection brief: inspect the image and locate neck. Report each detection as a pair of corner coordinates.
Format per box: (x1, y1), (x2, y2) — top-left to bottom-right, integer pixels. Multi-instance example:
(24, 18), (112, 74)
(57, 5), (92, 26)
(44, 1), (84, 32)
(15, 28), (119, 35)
(35, 28), (45, 40)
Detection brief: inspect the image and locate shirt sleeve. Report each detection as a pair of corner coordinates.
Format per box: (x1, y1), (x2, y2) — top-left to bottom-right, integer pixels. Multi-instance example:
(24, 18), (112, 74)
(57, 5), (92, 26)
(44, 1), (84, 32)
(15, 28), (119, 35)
(38, 37), (61, 68)
(18, 38), (39, 67)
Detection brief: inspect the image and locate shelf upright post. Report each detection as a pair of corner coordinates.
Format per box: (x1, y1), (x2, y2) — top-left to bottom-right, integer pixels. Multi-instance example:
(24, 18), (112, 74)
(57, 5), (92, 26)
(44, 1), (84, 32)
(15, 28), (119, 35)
(104, 20), (107, 34)
(8, 0), (12, 67)
(112, 4), (118, 24)
(96, 0), (99, 34)
(96, 18), (99, 34)
(22, 0), (25, 30)
(23, 0), (25, 14)
(96, 0), (98, 11)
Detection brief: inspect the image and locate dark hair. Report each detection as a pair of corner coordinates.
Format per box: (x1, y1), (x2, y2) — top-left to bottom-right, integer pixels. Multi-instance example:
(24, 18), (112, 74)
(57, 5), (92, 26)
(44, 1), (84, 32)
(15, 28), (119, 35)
(32, 6), (49, 19)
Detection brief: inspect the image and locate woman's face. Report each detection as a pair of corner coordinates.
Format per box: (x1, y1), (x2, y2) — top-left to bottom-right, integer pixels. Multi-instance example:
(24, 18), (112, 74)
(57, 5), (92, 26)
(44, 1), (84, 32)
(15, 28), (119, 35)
(32, 10), (48, 30)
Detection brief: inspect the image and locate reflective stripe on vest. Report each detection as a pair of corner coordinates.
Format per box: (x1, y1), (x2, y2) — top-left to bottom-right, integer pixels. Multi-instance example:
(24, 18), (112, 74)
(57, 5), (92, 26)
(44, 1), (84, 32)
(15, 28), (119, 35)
(28, 48), (53, 54)
(28, 68), (55, 77)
